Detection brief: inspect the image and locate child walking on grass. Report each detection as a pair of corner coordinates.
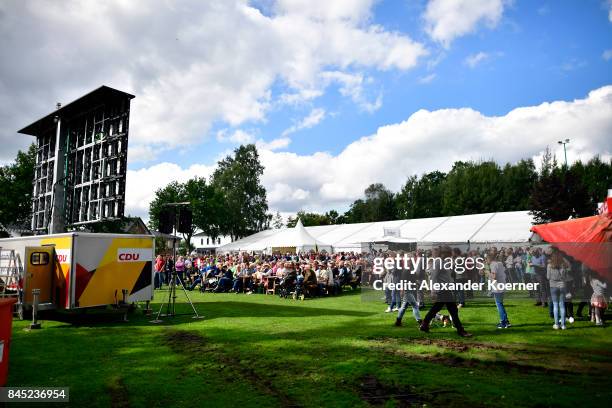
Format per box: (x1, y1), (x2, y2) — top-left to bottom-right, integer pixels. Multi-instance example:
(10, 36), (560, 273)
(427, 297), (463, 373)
(590, 276), (607, 326)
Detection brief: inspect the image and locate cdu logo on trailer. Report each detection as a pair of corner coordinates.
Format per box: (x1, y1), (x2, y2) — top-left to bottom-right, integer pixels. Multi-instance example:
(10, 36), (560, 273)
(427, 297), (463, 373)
(117, 248), (153, 262)
(55, 249), (71, 264)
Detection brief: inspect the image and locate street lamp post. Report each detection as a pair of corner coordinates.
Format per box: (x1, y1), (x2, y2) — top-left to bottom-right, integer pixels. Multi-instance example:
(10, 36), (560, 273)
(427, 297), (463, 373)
(558, 138), (570, 167)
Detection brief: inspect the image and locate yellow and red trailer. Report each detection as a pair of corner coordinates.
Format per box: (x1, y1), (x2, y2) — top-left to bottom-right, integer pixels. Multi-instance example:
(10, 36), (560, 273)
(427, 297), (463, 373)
(0, 232), (154, 311)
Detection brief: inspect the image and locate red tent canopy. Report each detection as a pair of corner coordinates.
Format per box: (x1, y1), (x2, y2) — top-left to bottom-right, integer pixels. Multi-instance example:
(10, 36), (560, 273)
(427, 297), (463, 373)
(531, 215), (612, 280)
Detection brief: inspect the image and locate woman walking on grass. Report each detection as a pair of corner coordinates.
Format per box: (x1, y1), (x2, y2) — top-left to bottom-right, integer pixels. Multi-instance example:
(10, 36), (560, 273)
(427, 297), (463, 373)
(547, 248), (571, 330)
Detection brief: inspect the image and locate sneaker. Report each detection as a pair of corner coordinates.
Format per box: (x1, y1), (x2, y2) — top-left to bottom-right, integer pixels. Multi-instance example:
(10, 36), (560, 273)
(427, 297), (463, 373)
(561, 326), (566, 330)
(457, 303), (463, 308)
(505, 321), (512, 328)
(596, 321), (603, 326)
(384, 307), (392, 313)
(419, 324), (430, 333)
(497, 323), (506, 329)
(394, 318), (402, 327)
(553, 324), (559, 330)
(392, 307), (399, 312)
(568, 316), (574, 324)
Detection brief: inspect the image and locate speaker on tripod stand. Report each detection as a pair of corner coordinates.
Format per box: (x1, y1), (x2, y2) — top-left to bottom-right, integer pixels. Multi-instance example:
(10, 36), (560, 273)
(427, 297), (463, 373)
(151, 204), (203, 323)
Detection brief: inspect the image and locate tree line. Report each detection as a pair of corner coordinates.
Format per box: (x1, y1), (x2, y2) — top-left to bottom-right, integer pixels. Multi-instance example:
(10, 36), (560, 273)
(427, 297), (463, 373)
(0, 143), (609, 241)
(287, 149), (611, 227)
(0, 144), (36, 233)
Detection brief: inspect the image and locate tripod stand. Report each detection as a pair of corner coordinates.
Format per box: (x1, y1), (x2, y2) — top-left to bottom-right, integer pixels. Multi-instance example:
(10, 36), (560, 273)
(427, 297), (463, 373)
(151, 237), (204, 323)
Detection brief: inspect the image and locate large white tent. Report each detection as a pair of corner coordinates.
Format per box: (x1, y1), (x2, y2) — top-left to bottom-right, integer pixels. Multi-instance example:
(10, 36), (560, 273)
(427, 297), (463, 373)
(217, 211), (535, 254)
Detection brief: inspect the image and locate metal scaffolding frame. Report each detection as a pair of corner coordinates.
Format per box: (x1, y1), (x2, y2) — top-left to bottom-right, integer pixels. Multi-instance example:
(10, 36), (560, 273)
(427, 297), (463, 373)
(18, 86), (135, 233)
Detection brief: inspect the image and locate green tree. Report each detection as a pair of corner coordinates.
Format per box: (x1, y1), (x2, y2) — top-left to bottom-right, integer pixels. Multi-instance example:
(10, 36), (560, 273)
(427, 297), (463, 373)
(500, 159), (537, 211)
(344, 183), (397, 222)
(530, 164), (591, 223)
(287, 210), (333, 227)
(396, 171), (447, 219)
(148, 181), (196, 249)
(571, 157), (612, 210)
(325, 210), (340, 224)
(185, 177), (228, 242)
(442, 161), (504, 215)
(212, 144), (269, 239)
(0, 143), (36, 230)
(272, 211), (284, 229)
(149, 178), (229, 251)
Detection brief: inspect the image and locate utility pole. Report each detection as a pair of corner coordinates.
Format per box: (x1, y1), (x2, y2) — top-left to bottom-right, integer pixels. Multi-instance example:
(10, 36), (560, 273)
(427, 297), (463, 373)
(558, 138), (570, 167)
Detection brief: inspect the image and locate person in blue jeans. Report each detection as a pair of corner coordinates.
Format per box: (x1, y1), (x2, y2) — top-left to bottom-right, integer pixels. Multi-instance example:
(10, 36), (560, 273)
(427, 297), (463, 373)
(395, 252), (423, 326)
(383, 263), (401, 312)
(490, 253), (511, 328)
(547, 248), (571, 330)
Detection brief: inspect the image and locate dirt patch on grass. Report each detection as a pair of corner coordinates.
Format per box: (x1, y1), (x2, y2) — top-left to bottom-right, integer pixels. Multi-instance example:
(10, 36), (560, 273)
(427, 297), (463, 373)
(162, 330), (298, 406)
(358, 374), (464, 407)
(106, 375), (130, 408)
(368, 336), (612, 375)
(163, 330), (210, 353)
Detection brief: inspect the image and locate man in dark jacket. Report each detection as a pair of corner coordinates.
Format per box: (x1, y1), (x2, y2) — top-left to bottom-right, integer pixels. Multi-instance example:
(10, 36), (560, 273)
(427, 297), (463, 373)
(419, 246), (471, 337)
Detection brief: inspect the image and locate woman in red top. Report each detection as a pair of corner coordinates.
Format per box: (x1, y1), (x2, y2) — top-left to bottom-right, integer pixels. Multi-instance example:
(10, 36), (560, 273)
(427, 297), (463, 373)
(154, 255), (165, 289)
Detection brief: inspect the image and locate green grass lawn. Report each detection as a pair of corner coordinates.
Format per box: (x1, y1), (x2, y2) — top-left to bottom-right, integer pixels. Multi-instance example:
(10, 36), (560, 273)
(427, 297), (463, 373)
(7, 289), (612, 407)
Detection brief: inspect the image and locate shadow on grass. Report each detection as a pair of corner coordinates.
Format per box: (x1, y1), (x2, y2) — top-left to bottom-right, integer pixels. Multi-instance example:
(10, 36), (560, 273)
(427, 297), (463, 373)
(40, 300), (376, 328)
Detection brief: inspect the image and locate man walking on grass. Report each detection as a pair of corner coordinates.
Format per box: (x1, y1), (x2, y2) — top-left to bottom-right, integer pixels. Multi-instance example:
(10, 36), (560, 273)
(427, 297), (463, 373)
(419, 246), (472, 337)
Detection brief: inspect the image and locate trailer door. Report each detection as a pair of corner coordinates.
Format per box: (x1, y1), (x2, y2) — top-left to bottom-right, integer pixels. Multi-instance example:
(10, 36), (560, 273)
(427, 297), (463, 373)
(24, 246), (54, 304)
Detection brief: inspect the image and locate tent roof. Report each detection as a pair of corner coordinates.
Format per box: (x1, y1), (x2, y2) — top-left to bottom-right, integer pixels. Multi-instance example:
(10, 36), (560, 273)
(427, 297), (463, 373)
(218, 211), (535, 253)
(266, 219), (328, 248)
(531, 215), (612, 243)
(531, 215), (612, 279)
(471, 211), (536, 243)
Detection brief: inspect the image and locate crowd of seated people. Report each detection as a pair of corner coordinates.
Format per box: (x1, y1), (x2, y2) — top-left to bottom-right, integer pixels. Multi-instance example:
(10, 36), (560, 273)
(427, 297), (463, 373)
(154, 251), (364, 298)
(153, 246), (609, 332)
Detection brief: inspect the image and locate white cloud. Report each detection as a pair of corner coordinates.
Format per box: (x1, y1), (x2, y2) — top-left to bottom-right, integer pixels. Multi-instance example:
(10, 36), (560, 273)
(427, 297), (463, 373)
(320, 71), (383, 112)
(128, 144), (162, 163)
(127, 85), (612, 217)
(256, 137), (291, 151)
(216, 129), (255, 144)
(126, 162), (216, 219)
(0, 0), (426, 162)
(282, 108), (326, 136)
(418, 73), (437, 84)
(603, 49), (612, 61)
(424, 0), (506, 48)
(464, 51), (489, 68)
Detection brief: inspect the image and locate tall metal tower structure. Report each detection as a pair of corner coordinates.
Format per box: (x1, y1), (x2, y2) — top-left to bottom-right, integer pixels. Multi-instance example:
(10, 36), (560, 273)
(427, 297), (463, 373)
(18, 86), (135, 234)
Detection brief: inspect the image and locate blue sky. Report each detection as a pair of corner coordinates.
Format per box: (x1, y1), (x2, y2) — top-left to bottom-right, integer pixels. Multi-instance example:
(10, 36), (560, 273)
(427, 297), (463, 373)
(146, 0), (612, 167)
(0, 0), (611, 218)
